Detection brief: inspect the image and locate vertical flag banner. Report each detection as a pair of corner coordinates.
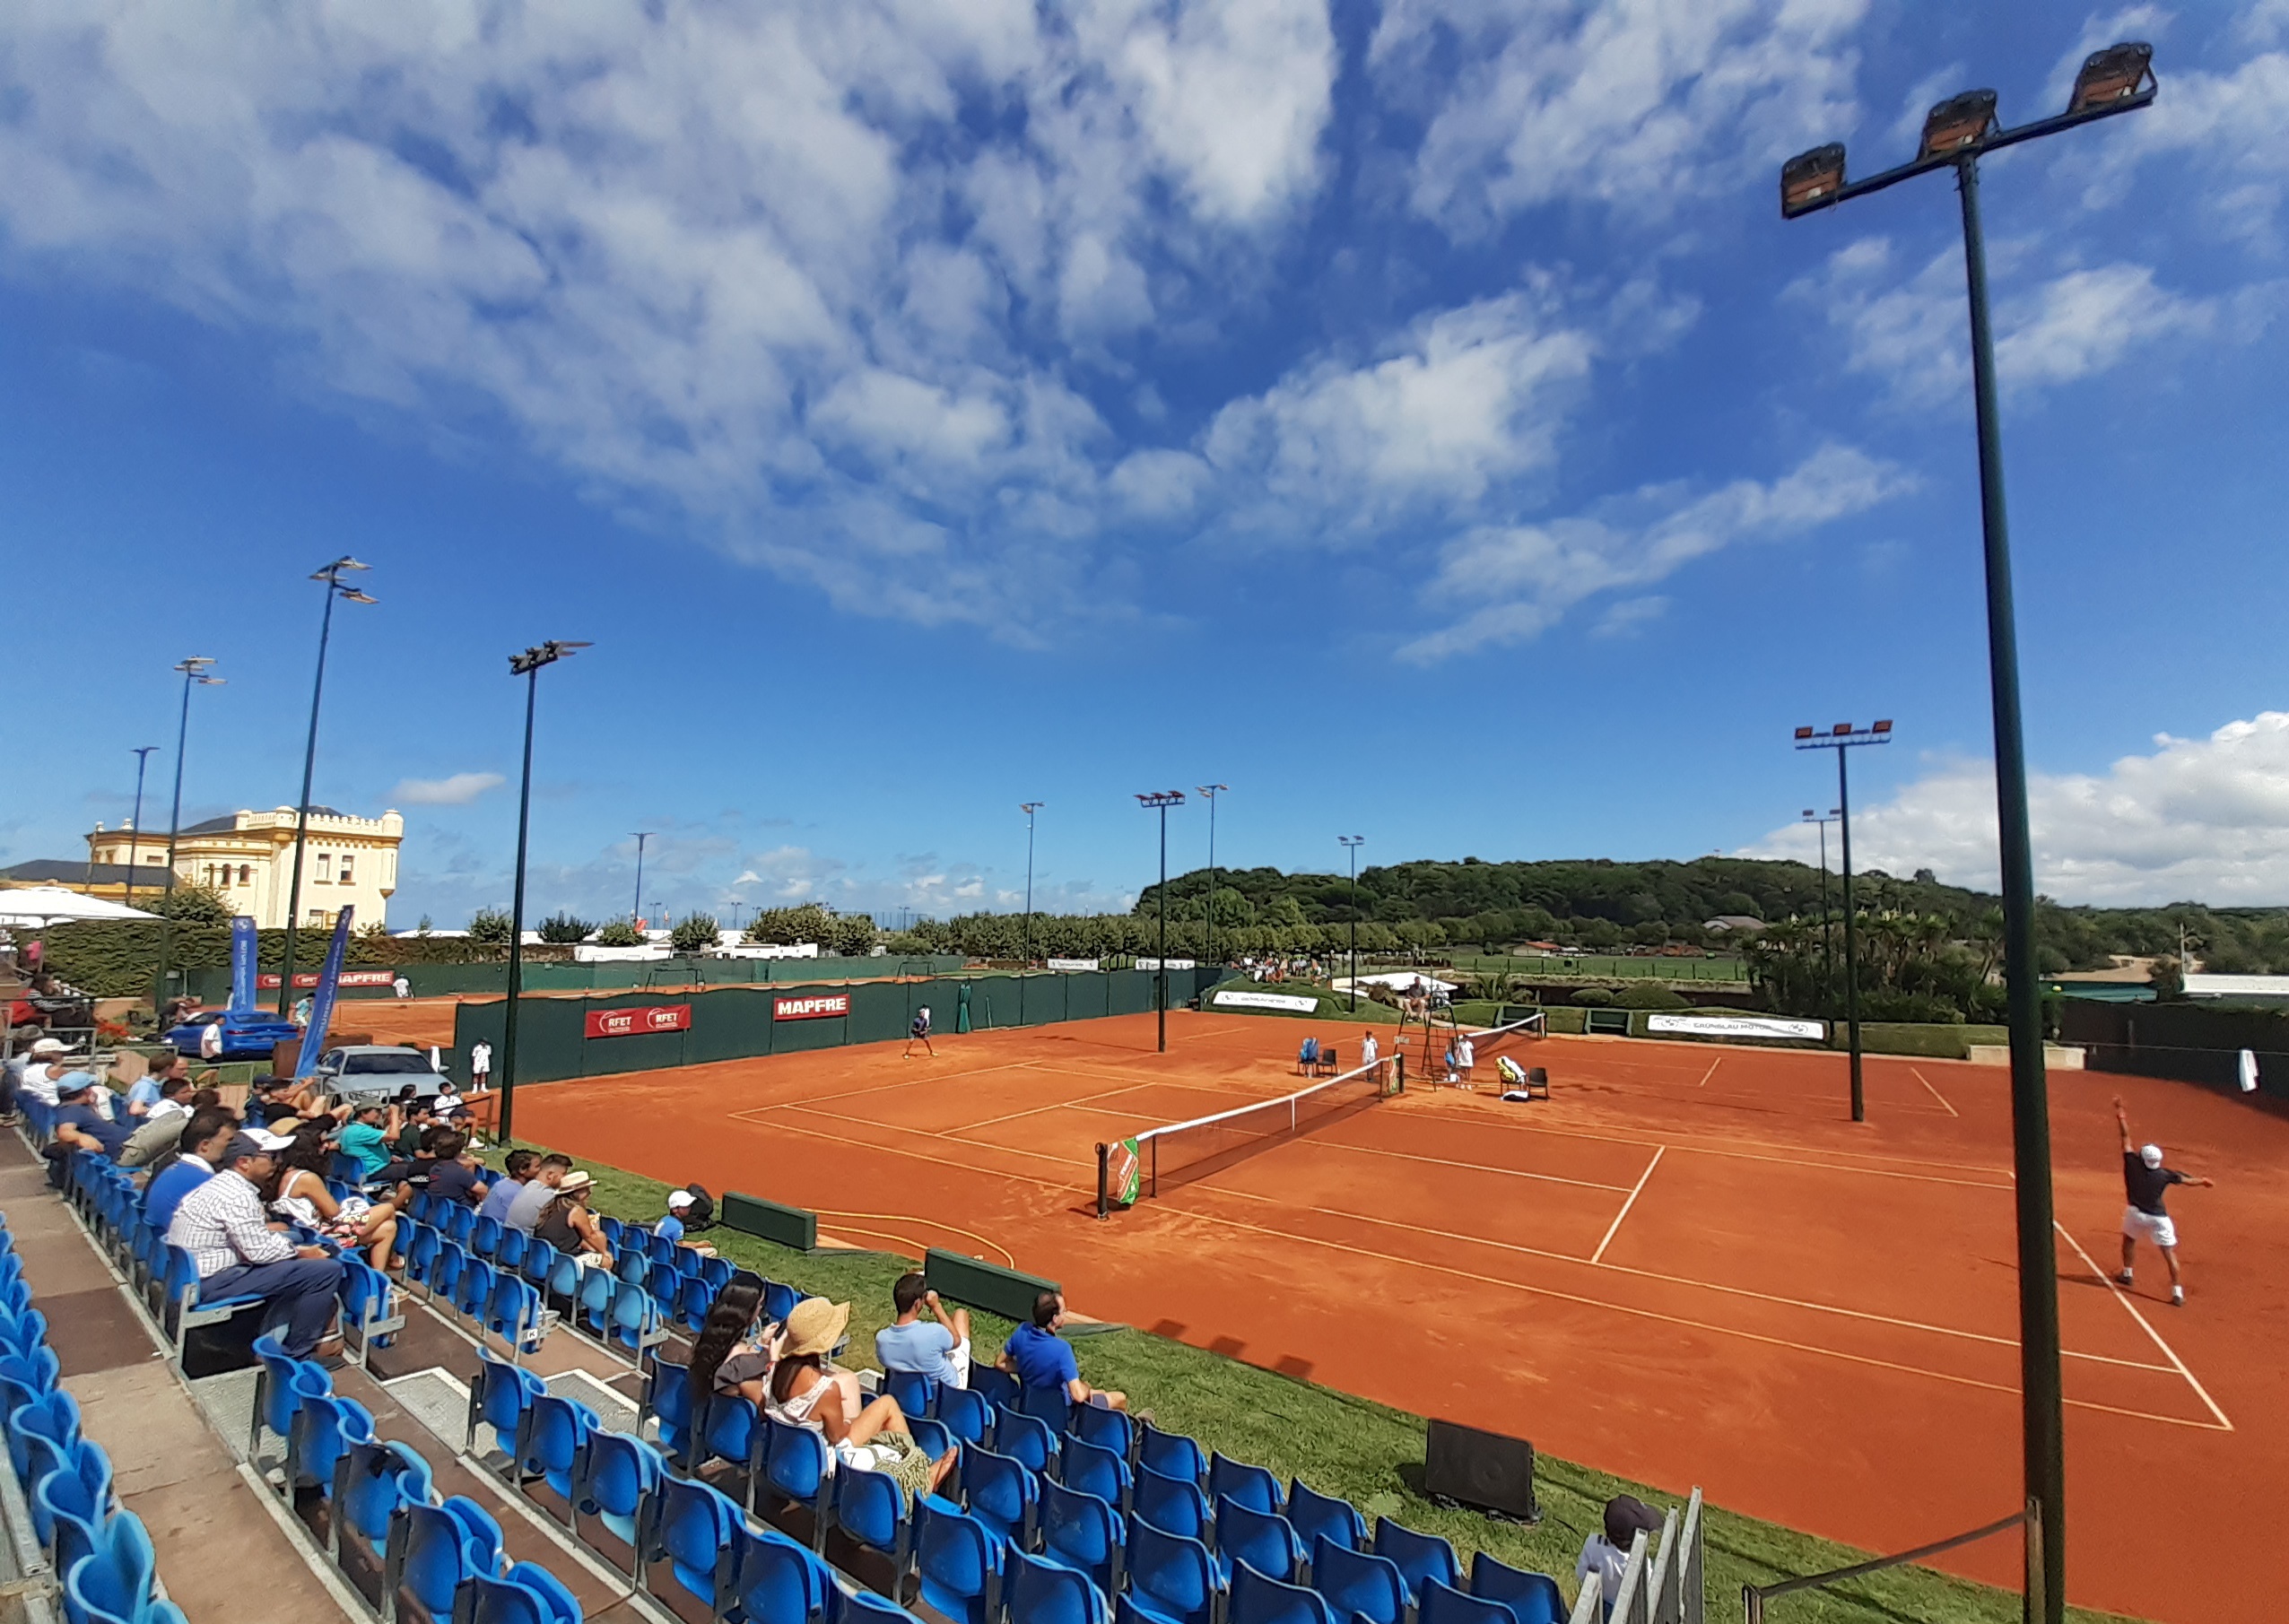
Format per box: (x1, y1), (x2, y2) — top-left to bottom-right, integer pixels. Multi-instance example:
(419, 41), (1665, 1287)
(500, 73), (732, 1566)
(229, 916), (257, 1012)
(292, 908), (355, 1079)
(1110, 1139), (1142, 1208)
(2238, 1048), (2259, 1094)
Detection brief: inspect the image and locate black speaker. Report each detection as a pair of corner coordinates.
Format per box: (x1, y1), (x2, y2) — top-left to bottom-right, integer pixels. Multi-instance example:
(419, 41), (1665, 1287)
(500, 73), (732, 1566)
(1423, 1418), (1539, 1522)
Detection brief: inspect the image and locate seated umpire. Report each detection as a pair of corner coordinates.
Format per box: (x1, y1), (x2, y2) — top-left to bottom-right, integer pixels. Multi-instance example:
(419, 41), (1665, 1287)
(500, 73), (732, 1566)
(999, 1290), (1127, 1412)
(164, 1130), (344, 1360)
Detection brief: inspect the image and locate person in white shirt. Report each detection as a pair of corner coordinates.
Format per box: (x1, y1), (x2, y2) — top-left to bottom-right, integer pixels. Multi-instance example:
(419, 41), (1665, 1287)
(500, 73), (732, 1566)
(468, 1041), (492, 1093)
(1360, 1030), (1379, 1077)
(393, 976), (412, 1000)
(17, 1039), (79, 1108)
(1454, 1036), (1475, 1089)
(1577, 1495), (1662, 1617)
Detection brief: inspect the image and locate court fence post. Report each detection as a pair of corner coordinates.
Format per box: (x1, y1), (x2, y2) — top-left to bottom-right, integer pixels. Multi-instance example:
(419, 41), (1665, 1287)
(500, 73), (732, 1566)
(1094, 1142), (1110, 1220)
(2022, 1494), (2042, 1624)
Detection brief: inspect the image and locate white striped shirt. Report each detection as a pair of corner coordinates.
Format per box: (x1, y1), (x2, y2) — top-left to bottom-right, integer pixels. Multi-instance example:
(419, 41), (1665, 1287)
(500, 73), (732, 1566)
(165, 1168), (295, 1278)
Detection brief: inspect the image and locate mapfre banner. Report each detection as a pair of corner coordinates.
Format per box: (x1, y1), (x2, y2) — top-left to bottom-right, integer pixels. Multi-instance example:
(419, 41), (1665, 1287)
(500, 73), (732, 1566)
(774, 993), (851, 1021)
(585, 1003), (692, 1038)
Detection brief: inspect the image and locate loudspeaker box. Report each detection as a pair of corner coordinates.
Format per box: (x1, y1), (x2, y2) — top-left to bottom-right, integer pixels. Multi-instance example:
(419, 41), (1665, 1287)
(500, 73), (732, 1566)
(1423, 1418), (1539, 1521)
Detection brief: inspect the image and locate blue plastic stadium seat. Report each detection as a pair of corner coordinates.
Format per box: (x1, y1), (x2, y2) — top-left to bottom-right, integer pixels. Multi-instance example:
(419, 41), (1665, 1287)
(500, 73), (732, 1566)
(915, 1496), (1004, 1624)
(1207, 1453), (1282, 1516)
(457, 1258), (499, 1323)
(724, 1524), (832, 1624)
(431, 1240), (466, 1307)
(609, 1278), (668, 1357)
(1121, 1520), (1217, 1624)
(577, 1264), (615, 1336)
(1008, 1548), (1110, 1624)
(1216, 1498), (1303, 1586)
(967, 1362), (1019, 1411)
(471, 1215), (503, 1261)
(516, 1394), (599, 1525)
(761, 1279), (800, 1324)
(1229, 1560), (1333, 1624)
(466, 1347), (548, 1469)
(642, 1353), (695, 1466)
(835, 1458), (916, 1578)
(1284, 1481), (1362, 1567)
(487, 1275), (549, 1359)
(1131, 1463), (1209, 1541)
(572, 1429), (660, 1575)
(701, 1394), (766, 1507)
(494, 1226), (527, 1275)
(1371, 1517), (1460, 1602)
(1310, 1537), (1406, 1624)
(332, 1438), (432, 1562)
(337, 1259), (403, 1365)
(838, 1589), (924, 1624)
(700, 1255), (734, 1291)
(387, 1498), (497, 1624)
(959, 1444), (1038, 1549)
(1039, 1477), (1123, 1598)
(762, 1417), (832, 1548)
(644, 1475), (743, 1611)
(9, 1388), (82, 1484)
(1067, 1402), (1132, 1461)
(289, 1392), (375, 1498)
(1466, 1552), (1566, 1624)
(995, 1408), (1056, 1475)
(936, 1385), (991, 1448)
(1422, 1576), (1528, 1624)
(883, 1368), (936, 1420)
(519, 1238), (558, 1289)
(463, 1565), (584, 1624)
(1060, 1433), (1131, 1514)
(63, 1508), (155, 1624)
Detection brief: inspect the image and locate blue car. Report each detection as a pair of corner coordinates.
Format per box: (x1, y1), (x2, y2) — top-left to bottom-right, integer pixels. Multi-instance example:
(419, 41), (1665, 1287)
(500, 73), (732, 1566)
(161, 1008), (302, 1061)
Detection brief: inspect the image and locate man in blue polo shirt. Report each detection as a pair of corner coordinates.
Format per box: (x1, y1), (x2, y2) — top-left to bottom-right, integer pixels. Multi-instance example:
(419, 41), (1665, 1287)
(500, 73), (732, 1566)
(143, 1109), (241, 1234)
(998, 1291), (1127, 1411)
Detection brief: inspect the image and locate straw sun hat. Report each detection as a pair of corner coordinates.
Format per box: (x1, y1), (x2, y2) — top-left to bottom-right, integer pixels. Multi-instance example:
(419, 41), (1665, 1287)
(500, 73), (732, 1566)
(779, 1298), (851, 1359)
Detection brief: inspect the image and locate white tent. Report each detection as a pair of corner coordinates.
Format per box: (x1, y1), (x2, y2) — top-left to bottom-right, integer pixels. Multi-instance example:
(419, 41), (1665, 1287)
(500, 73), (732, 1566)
(0, 886), (160, 925)
(1335, 971), (1459, 994)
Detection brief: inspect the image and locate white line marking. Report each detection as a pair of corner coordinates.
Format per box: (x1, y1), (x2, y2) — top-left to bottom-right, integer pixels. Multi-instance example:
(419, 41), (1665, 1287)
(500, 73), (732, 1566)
(1910, 1066), (1959, 1117)
(1592, 1146), (1666, 1264)
(1696, 1055), (1723, 1088)
(2053, 1223), (2233, 1432)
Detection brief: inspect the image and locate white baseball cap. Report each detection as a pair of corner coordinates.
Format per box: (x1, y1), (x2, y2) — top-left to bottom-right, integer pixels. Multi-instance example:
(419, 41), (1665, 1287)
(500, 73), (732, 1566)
(2139, 1143), (2163, 1168)
(666, 1190), (694, 1210)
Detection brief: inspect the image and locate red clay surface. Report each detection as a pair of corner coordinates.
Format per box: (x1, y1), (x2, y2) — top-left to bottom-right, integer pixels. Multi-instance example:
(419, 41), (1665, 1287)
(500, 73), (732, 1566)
(512, 1011), (2287, 1622)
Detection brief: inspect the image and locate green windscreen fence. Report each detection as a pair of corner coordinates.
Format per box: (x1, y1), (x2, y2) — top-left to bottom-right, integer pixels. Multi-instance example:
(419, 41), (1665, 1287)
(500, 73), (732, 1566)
(926, 1247), (1057, 1322)
(453, 963), (1237, 1088)
(721, 1192), (818, 1250)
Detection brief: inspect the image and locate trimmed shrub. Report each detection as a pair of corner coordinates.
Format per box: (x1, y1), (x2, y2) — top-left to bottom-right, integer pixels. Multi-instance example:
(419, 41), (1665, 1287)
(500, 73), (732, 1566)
(594, 920), (644, 947)
(671, 914), (720, 955)
(1613, 982), (1690, 1011)
(467, 908), (515, 945)
(1571, 985), (1615, 1006)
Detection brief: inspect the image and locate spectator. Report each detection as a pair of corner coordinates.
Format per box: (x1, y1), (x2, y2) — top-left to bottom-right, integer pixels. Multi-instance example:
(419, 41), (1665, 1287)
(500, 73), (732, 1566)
(1359, 1029), (1379, 1075)
(165, 1132), (344, 1361)
(393, 975), (411, 1000)
(142, 1109), (240, 1233)
(391, 1100), (438, 1159)
(124, 1056), (186, 1118)
(478, 1150), (536, 1224)
(767, 1298), (952, 1501)
(531, 1171), (612, 1268)
(0, 1046), (28, 1124)
(48, 1075), (134, 1161)
(656, 1189), (715, 1256)
(468, 1040), (492, 1093)
(334, 1103), (397, 1182)
(689, 1279), (777, 1415)
(265, 1129), (400, 1272)
(1454, 1035), (1475, 1088)
(433, 1079), (466, 1121)
(244, 1076), (318, 1128)
(1577, 1495), (1663, 1617)
(999, 1291), (1127, 1411)
(16, 1038), (79, 1109)
(422, 1132), (489, 1211)
(117, 1080), (197, 1168)
(504, 1154), (572, 1236)
(875, 1272), (970, 1390)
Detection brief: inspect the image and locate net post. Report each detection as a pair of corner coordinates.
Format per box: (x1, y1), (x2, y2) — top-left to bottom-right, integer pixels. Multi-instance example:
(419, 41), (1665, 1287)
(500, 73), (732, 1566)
(2023, 1494), (2042, 1622)
(1394, 1052), (1406, 1093)
(1095, 1142), (1110, 1220)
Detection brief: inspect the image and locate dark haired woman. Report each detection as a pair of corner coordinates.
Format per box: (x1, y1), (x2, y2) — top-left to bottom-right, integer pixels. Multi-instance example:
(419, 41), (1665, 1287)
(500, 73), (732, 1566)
(688, 1280), (778, 1420)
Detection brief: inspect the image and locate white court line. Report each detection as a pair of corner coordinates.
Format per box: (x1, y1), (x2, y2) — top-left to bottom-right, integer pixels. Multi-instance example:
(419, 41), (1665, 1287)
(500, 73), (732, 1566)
(1591, 1147), (1666, 1264)
(2053, 1224), (2234, 1432)
(1696, 1055), (1723, 1088)
(1910, 1066), (1960, 1117)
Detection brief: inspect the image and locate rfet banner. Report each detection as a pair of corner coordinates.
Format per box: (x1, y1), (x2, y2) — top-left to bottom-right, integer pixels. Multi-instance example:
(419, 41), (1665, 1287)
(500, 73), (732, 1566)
(585, 1003), (692, 1039)
(260, 970), (395, 990)
(774, 993), (850, 1021)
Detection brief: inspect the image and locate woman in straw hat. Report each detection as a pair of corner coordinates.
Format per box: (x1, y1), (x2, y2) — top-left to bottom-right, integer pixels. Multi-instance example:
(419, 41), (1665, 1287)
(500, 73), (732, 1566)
(768, 1297), (953, 1502)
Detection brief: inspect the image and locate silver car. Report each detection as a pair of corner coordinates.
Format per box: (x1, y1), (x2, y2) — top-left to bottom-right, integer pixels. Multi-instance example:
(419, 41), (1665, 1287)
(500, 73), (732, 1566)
(313, 1044), (450, 1104)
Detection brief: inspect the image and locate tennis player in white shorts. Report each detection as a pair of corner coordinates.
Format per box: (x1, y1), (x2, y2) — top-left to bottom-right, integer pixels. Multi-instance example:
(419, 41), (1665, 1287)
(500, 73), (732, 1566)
(2113, 1095), (2215, 1306)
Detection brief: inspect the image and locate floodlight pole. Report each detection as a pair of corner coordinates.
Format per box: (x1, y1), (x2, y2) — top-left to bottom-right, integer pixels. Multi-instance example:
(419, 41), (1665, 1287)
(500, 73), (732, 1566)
(1340, 838), (1364, 1011)
(1803, 810), (1838, 986)
(278, 560), (376, 1017)
(631, 832), (653, 925)
(1021, 803), (1043, 969)
(158, 658), (222, 1006)
(498, 639), (589, 1144)
(1137, 792), (1185, 1052)
(1780, 52), (2155, 1623)
(1197, 786), (1227, 968)
(123, 748), (158, 909)
(1794, 728), (1887, 1121)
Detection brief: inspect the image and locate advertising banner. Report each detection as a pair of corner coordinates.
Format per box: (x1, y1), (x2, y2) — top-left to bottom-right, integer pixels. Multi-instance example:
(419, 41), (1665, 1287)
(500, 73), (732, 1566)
(774, 993), (852, 1021)
(1133, 959), (1197, 972)
(230, 916), (257, 1011)
(1046, 958), (1101, 971)
(585, 1003), (692, 1039)
(260, 969), (396, 990)
(1212, 989), (1321, 1013)
(1108, 1138), (1142, 1208)
(1645, 1013), (1825, 1042)
(292, 908), (355, 1079)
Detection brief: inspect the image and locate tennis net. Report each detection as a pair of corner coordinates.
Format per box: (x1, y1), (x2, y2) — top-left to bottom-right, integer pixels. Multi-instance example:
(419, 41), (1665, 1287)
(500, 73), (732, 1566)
(1095, 1056), (1399, 1216)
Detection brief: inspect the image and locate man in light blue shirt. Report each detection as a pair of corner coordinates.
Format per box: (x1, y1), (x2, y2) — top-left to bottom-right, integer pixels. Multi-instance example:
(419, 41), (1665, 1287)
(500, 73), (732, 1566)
(875, 1272), (970, 1388)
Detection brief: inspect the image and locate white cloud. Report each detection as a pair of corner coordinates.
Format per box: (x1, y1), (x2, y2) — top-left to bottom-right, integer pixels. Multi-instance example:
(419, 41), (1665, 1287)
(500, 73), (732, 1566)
(390, 772), (506, 806)
(1398, 443), (1910, 661)
(1376, 0), (1869, 234)
(1741, 712), (2289, 905)
(1787, 239), (2246, 406)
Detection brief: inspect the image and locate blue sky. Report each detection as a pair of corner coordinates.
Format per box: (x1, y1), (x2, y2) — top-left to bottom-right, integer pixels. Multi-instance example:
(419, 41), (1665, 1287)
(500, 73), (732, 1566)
(5, 1), (2288, 925)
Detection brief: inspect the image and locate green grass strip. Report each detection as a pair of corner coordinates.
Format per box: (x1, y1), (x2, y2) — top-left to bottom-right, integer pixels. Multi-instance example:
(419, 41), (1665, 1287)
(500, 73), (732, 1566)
(492, 1143), (2144, 1624)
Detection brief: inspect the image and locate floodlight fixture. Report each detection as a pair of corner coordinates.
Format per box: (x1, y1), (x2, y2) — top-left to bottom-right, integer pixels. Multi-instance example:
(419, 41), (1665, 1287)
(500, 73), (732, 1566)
(1780, 143), (1847, 218)
(2069, 42), (2154, 115)
(1919, 89), (1998, 161)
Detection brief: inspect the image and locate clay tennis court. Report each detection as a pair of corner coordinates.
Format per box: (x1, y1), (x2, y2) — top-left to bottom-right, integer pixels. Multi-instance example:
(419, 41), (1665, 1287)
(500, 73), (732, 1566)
(507, 1010), (2285, 1622)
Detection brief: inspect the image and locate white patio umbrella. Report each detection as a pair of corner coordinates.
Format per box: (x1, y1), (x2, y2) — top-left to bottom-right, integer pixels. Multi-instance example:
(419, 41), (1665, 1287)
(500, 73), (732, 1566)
(0, 886), (161, 925)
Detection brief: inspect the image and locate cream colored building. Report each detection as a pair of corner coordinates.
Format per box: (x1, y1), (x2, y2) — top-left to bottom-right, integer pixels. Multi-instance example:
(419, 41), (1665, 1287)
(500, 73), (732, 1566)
(83, 806), (403, 929)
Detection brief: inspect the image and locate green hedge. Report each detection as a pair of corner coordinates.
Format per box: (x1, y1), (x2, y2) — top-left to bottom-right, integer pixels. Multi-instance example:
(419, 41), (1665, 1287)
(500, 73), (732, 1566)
(1840, 1022), (2008, 1061)
(32, 920), (564, 999)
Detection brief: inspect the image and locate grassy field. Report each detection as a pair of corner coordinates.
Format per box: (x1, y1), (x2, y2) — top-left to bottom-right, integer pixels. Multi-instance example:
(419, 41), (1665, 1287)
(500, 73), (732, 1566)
(502, 1146), (2141, 1624)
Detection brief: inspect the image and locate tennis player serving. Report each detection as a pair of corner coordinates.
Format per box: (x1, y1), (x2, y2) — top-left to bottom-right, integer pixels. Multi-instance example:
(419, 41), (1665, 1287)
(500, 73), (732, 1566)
(2113, 1095), (2215, 1306)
